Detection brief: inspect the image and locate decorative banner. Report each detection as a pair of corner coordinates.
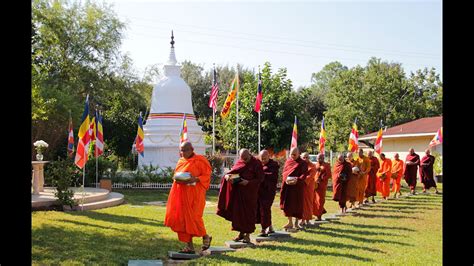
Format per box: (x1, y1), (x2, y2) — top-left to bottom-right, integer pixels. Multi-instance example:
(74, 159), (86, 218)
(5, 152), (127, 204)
(374, 128), (383, 154)
(220, 73), (239, 118)
(429, 127), (443, 147)
(290, 116), (298, 150)
(319, 117), (326, 154)
(348, 119), (359, 152)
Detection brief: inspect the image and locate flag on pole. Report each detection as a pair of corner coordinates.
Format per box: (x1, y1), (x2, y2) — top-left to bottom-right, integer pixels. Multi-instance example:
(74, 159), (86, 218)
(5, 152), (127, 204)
(67, 114), (74, 158)
(74, 95), (90, 169)
(135, 112), (145, 157)
(95, 110), (104, 157)
(208, 67), (219, 112)
(254, 71), (263, 113)
(319, 117), (326, 154)
(220, 73), (239, 118)
(290, 116), (298, 150)
(180, 113), (188, 144)
(374, 128), (383, 154)
(429, 127), (443, 147)
(89, 116), (96, 142)
(348, 119), (359, 152)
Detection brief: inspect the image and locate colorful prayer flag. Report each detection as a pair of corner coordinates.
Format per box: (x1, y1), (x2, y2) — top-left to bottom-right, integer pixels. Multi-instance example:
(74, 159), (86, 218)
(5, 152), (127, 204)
(429, 127), (443, 147)
(348, 119), (359, 152)
(254, 71), (263, 113)
(220, 73), (239, 118)
(180, 113), (188, 144)
(319, 117), (326, 154)
(95, 110), (104, 157)
(74, 95), (90, 169)
(374, 127), (383, 154)
(67, 113), (74, 158)
(135, 112), (145, 157)
(290, 116), (298, 150)
(208, 68), (219, 112)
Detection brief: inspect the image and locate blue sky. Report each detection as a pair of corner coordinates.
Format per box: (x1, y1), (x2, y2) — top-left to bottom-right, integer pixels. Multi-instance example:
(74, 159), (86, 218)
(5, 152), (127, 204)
(105, 0), (442, 88)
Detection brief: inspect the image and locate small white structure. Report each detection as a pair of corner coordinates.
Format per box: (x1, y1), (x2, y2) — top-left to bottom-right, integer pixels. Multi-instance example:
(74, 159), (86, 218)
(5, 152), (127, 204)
(139, 32), (208, 169)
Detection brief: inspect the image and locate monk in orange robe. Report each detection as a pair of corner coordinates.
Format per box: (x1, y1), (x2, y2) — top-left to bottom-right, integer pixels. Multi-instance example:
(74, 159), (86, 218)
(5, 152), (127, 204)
(300, 152), (316, 227)
(356, 149), (371, 207)
(164, 142), (212, 254)
(280, 147), (308, 230)
(364, 150), (380, 203)
(313, 153), (331, 220)
(217, 149), (264, 243)
(391, 153), (404, 198)
(345, 152), (360, 208)
(376, 153), (392, 199)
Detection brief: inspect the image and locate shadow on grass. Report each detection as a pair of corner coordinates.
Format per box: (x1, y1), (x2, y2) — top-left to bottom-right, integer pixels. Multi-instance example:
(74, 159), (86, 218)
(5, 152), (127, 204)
(194, 253), (289, 265)
(66, 211), (164, 227)
(359, 208), (418, 214)
(306, 228), (412, 246)
(32, 224), (177, 264)
(309, 226), (401, 237)
(257, 243), (374, 262)
(352, 212), (419, 220)
(340, 222), (416, 232)
(283, 237), (385, 253)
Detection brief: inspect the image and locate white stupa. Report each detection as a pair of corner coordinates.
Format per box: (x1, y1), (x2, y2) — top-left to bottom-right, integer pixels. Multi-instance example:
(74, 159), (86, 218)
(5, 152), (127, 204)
(139, 32), (208, 169)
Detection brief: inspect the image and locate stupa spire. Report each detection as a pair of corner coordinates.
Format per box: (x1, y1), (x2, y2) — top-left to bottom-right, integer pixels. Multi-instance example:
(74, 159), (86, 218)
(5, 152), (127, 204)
(167, 30), (177, 66)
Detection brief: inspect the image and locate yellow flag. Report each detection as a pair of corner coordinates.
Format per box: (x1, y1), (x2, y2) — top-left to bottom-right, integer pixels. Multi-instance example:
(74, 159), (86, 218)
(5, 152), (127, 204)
(220, 73), (239, 118)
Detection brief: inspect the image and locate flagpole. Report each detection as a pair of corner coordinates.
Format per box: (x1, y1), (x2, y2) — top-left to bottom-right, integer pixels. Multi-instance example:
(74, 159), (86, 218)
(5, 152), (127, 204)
(258, 65), (261, 154)
(212, 63), (216, 156)
(95, 107), (99, 188)
(236, 70), (239, 157)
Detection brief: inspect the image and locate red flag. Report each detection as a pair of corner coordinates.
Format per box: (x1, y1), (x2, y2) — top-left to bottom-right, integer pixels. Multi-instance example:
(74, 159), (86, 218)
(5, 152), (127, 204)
(208, 68), (219, 112)
(254, 72), (263, 112)
(74, 95), (90, 169)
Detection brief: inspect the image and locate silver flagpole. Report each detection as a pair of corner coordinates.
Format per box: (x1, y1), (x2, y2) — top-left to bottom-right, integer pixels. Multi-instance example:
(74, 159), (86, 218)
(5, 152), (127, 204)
(212, 63), (216, 156)
(236, 70), (239, 157)
(95, 107), (99, 188)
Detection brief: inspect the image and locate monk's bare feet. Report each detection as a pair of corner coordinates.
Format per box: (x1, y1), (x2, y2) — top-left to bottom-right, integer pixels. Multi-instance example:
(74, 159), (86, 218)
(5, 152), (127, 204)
(233, 232), (244, 242)
(283, 223), (293, 229)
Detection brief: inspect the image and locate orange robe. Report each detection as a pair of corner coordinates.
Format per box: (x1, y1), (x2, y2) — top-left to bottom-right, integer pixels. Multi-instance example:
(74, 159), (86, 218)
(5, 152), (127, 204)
(356, 156), (371, 203)
(313, 162), (331, 218)
(302, 161), (316, 220)
(346, 159), (361, 202)
(164, 154), (212, 243)
(376, 158), (392, 197)
(391, 159), (404, 193)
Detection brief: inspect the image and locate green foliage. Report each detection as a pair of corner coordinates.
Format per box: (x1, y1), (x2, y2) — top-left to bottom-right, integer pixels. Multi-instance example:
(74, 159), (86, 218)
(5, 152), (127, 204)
(113, 165), (175, 184)
(84, 156), (118, 185)
(44, 158), (80, 208)
(431, 150), (443, 175)
(205, 154), (224, 184)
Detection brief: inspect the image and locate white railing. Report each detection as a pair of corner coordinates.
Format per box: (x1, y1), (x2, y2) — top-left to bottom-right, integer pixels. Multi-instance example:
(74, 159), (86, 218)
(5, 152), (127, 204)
(102, 182), (221, 189)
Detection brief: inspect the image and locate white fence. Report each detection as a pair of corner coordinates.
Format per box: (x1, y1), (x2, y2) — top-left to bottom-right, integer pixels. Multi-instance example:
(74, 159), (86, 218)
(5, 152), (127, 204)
(99, 182), (221, 189)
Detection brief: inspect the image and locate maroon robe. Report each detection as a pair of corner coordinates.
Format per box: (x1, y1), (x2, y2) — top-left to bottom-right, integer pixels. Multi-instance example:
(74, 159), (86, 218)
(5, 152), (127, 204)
(404, 153), (420, 190)
(280, 157), (308, 219)
(217, 156), (264, 233)
(420, 155), (437, 189)
(313, 162), (331, 217)
(256, 159), (279, 229)
(332, 160), (352, 208)
(365, 156), (380, 197)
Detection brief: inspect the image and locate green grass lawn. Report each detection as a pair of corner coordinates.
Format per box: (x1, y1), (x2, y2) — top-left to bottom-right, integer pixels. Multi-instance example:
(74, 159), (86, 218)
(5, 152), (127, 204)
(32, 183), (442, 265)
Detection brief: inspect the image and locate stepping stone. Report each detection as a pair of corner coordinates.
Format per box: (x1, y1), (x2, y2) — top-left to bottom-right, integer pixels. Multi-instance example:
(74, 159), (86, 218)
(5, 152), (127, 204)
(225, 241), (252, 249)
(323, 215), (340, 221)
(345, 208), (356, 213)
(334, 212), (348, 217)
(312, 220), (330, 225)
(205, 246), (236, 254)
(251, 235), (276, 243)
(168, 251), (200, 260)
(128, 260), (163, 266)
(268, 231), (292, 238)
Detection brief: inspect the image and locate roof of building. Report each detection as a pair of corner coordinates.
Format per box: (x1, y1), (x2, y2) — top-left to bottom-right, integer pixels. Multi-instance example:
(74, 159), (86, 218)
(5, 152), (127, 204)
(359, 116), (442, 140)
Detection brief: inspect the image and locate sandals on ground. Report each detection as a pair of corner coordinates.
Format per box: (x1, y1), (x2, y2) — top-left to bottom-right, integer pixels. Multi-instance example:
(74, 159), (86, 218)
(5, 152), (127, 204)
(178, 247), (196, 254)
(201, 236), (212, 251)
(232, 234), (244, 242)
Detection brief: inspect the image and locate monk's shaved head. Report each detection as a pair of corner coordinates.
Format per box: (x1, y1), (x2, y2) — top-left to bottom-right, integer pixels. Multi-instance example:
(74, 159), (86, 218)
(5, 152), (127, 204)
(394, 153), (399, 159)
(240, 149), (251, 163)
(337, 154), (345, 162)
(180, 141), (193, 150)
(259, 150), (270, 164)
(368, 150), (374, 157)
(317, 153), (325, 163)
(359, 148), (364, 157)
(425, 149), (431, 155)
(409, 148), (415, 154)
(346, 152), (353, 160)
(290, 147), (300, 160)
(179, 141), (194, 159)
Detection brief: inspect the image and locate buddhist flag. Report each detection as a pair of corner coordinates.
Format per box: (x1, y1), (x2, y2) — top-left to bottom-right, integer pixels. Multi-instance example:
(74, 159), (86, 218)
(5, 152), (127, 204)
(374, 127), (383, 155)
(348, 119), (359, 152)
(95, 110), (104, 157)
(429, 127), (443, 147)
(208, 67), (219, 112)
(74, 95), (90, 169)
(254, 71), (263, 113)
(135, 112), (144, 157)
(67, 113), (74, 158)
(89, 116), (96, 142)
(319, 117), (326, 154)
(180, 113), (188, 144)
(290, 116), (298, 150)
(220, 72), (239, 118)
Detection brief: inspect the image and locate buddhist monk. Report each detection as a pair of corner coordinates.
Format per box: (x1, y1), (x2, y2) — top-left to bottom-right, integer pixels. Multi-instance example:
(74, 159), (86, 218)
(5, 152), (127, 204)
(391, 153), (404, 198)
(280, 147), (308, 230)
(355, 149), (371, 207)
(332, 154), (352, 214)
(300, 152), (316, 227)
(376, 153), (392, 200)
(364, 150), (380, 203)
(256, 150), (279, 237)
(345, 152), (360, 208)
(313, 153), (331, 220)
(420, 149), (439, 194)
(404, 148), (420, 194)
(164, 142), (212, 254)
(217, 149), (264, 243)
